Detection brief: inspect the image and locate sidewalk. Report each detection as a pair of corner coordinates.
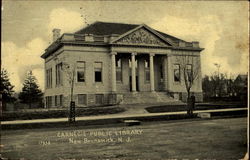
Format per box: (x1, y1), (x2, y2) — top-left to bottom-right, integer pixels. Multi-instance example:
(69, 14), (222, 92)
(2, 107), (247, 126)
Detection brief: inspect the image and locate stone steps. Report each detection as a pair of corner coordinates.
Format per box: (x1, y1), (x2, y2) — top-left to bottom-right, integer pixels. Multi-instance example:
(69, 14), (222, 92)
(120, 92), (176, 104)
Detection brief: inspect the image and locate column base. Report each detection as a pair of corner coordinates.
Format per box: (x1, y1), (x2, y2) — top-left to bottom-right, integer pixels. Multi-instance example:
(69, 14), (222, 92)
(131, 91), (138, 94)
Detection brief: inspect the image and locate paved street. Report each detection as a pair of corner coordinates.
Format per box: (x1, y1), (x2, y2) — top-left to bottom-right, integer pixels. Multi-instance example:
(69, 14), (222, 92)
(1, 117), (247, 160)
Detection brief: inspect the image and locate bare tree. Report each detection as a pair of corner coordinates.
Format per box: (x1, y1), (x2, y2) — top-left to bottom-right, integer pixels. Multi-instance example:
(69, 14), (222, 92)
(54, 56), (76, 122)
(54, 56), (76, 103)
(176, 53), (201, 100)
(61, 62), (76, 122)
(61, 62), (76, 103)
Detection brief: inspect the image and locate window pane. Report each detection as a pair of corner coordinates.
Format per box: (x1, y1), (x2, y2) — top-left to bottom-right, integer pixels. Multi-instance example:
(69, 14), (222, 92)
(145, 60), (149, 68)
(95, 71), (102, 82)
(95, 94), (103, 104)
(116, 70), (122, 81)
(78, 94), (86, 105)
(46, 96), (52, 108)
(59, 95), (63, 106)
(76, 61), (85, 82)
(55, 96), (57, 106)
(49, 96), (52, 107)
(56, 63), (63, 86)
(116, 59), (121, 67)
(145, 70), (150, 81)
(94, 62), (102, 82)
(77, 71), (85, 82)
(46, 68), (53, 88)
(174, 64), (180, 82)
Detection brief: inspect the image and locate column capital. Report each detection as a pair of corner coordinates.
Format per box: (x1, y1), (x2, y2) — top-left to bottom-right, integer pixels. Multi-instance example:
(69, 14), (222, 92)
(111, 52), (117, 55)
(131, 52), (137, 56)
(149, 53), (155, 56)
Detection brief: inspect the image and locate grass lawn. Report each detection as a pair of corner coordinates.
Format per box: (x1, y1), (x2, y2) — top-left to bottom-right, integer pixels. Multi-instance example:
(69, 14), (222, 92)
(2, 106), (125, 121)
(1, 117), (247, 160)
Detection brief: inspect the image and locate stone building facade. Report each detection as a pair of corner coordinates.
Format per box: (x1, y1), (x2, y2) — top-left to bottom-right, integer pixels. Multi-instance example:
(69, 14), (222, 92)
(41, 21), (204, 108)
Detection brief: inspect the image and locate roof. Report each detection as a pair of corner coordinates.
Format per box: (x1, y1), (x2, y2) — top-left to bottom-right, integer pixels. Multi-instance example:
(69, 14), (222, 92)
(75, 21), (139, 35)
(155, 30), (184, 44)
(41, 21), (203, 59)
(75, 21), (185, 43)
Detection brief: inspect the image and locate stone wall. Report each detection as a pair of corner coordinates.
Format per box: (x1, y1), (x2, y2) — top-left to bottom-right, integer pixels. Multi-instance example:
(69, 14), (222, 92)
(43, 44), (203, 107)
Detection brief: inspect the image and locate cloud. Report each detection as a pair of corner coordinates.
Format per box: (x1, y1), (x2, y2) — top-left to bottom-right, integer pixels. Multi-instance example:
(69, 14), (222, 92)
(47, 8), (84, 40)
(1, 38), (46, 92)
(2, 8), (85, 92)
(151, 14), (248, 76)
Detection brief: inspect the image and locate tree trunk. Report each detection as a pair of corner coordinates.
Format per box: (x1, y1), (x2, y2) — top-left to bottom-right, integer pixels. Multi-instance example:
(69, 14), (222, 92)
(187, 89), (190, 99)
(187, 89), (192, 116)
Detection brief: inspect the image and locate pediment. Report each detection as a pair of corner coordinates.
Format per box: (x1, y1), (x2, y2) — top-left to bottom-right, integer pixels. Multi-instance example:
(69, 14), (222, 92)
(112, 27), (171, 47)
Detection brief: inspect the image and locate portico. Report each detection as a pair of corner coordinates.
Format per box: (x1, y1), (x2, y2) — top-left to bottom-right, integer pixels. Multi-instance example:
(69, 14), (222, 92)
(110, 50), (168, 93)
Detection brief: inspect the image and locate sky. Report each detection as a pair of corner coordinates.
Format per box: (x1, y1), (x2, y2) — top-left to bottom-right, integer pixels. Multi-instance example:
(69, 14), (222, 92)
(1, 0), (249, 92)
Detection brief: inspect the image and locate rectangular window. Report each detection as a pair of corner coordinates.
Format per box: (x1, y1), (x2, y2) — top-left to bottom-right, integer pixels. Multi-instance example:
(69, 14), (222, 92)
(116, 59), (122, 82)
(59, 95), (63, 106)
(46, 68), (52, 88)
(46, 96), (52, 108)
(77, 61), (85, 82)
(55, 95), (58, 106)
(46, 70), (49, 88)
(95, 94), (104, 105)
(45, 97), (48, 108)
(186, 64), (192, 82)
(94, 62), (102, 82)
(145, 60), (150, 68)
(49, 96), (52, 107)
(78, 94), (87, 105)
(145, 60), (150, 82)
(116, 59), (121, 68)
(174, 64), (180, 82)
(56, 63), (63, 86)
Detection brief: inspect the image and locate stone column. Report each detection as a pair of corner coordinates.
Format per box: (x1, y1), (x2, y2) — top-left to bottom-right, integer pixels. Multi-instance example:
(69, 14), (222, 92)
(111, 52), (117, 92)
(131, 52), (137, 92)
(163, 55), (168, 91)
(149, 53), (155, 92)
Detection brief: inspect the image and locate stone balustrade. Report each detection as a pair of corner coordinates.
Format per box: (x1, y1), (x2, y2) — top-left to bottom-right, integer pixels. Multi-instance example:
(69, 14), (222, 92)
(60, 34), (119, 43)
